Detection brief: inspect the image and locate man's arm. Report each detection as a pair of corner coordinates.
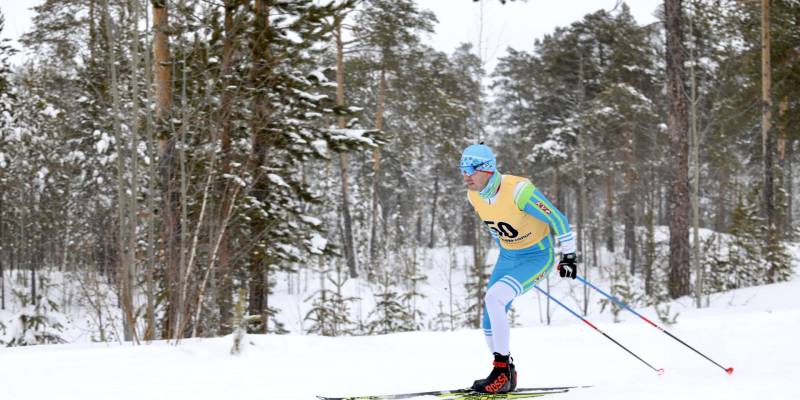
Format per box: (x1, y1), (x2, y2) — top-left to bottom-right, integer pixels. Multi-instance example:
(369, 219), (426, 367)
(513, 180), (576, 254)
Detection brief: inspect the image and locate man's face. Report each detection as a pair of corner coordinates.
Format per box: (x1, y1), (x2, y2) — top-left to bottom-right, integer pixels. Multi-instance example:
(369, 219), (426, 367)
(463, 170), (492, 191)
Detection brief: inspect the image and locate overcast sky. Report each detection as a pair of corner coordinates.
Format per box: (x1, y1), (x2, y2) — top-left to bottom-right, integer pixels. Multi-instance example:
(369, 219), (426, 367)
(1, 0), (662, 71)
(417, 0), (661, 71)
(0, 1), (38, 41)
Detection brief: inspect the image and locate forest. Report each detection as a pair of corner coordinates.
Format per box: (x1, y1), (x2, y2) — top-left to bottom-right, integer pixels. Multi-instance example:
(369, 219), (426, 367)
(0, 0), (797, 345)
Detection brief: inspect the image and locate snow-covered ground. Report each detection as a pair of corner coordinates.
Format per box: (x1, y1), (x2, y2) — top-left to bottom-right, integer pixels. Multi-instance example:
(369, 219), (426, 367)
(1, 259), (799, 399)
(1, 227), (798, 399)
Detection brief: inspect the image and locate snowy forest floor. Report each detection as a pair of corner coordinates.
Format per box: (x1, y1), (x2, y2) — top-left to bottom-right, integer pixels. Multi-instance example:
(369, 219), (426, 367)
(1, 276), (799, 399)
(0, 229), (799, 400)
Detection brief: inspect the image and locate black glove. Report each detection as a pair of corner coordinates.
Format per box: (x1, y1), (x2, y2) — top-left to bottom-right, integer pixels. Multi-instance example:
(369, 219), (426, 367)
(558, 253), (577, 279)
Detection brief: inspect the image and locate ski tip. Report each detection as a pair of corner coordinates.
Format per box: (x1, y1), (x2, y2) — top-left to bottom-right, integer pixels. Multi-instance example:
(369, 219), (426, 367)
(657, 368), (665, 376)
(726, 367), (734, 375)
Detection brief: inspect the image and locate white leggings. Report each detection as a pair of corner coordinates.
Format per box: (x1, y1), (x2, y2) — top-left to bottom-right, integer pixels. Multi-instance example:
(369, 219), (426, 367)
(483, 280), (518, 355)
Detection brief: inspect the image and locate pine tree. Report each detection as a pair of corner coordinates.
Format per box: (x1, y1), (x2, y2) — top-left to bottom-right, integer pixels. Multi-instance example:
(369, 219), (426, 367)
(0, 11), (16, 314)
(366, 271), (417, 334)
(464, 235), (490, 329)
(304, 261), (358, 336)
(429, 301), (453, 332)
(6, 277), (65, 347)
(0, 12), (13, 119)
(599, 258), (639, 323)
(729, 190), (766, 288)
(350, 0), (437, 274)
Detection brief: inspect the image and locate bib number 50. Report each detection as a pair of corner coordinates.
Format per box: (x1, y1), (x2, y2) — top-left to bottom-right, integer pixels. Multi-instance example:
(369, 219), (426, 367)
(484, 220), (519, 238)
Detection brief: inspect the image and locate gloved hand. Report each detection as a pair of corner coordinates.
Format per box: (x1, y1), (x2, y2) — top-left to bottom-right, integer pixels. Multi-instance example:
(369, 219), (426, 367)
(558, 253), (577, 279)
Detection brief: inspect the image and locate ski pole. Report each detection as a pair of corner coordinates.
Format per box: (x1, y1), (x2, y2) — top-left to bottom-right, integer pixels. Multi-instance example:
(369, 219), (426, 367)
(571, 271), (734, 375)
(533, 285), (664, 375)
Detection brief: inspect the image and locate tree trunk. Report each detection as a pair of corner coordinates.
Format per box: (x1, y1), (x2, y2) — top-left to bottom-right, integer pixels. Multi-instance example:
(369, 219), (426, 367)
(604, 173), (615, 252)
(370, 64), (387, 272)
(462, 203), (475, 247)
(30, 255), (36, 306)
(0, 191), (4, 310)
(191, 182), (242, 338)
(783, 138), (793, 235)
(177, 34), (190, 339)
(665, 0), (691, 299)
(104, 0), (136, 342)
(153, 0), (180, 339)
(552, 164), (561, 208)
(644, 208), (655, 297)
(472, 223), (485, 328)
(429, 173), (439, 248)
(577, 49), (589, 315)
(215, 0), (240, 335)
(689, 8), (702, 308)
(129, 0), (143, 341)
(545, 276), (551, 325)
(777, 96), (790, 236)
(761, 0), (781, 281)
(714, 166), (730, 233)
(334, 15), (358, 279)
(143, 0), (157, 341)
(761, 0), (774, 227)
(248, 0), (271, 333)
(623, 136), (636, 274)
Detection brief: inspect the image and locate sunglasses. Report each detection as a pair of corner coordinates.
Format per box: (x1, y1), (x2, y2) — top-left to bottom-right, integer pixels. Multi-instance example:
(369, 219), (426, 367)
(460, 156), (492, 176)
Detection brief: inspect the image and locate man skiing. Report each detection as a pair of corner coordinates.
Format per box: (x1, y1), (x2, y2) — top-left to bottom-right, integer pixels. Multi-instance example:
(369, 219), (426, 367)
(461, 143), (577, 394)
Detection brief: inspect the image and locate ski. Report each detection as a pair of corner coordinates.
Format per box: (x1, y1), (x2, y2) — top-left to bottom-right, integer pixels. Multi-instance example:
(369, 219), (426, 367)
(432, 388), (570, 400)
(316, 386), (580, 400)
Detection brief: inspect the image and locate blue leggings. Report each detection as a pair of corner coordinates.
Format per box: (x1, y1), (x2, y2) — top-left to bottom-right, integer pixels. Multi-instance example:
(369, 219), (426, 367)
(482, 235), (555, 355)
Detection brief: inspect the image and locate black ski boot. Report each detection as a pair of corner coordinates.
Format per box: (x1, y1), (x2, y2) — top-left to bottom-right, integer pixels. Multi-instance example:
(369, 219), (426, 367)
(471, 352), (517, 394)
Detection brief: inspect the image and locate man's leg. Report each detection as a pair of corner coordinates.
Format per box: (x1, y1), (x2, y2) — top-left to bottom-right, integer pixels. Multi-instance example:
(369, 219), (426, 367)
(474, 277), (520, 394)
(483, 256), (512, 352)
(482, 305), (495, 353)
(484, 278), (520, 355)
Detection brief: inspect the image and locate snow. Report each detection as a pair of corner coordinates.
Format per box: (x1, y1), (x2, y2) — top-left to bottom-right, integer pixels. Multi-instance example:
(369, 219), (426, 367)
(223, 173), (247, 187)
(300, 215), (323, 227)
(1, 276), (799, 399)
(292, 88), (328, 102)
(617, 83), (653, 106)
(531, 138), (566, 160)
(330, 128), (377, 147)
(41, 104), (60, 118)
(0, 237), (797, 400)
(9, 126), (23, 141)
(311, 139), (329, 158)
(309, 69), (329, 84)
(66, 150), (86, 163)
(267, 173), (291, 188)
(94, 130), (112, 154)
(307, 233), (328, 255)
(598, 106), (615, 115)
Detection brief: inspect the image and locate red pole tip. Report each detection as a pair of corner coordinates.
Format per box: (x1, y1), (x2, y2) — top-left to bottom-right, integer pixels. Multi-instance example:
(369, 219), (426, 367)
(726, 367), (734, 375)
(658, 368), (665, 376)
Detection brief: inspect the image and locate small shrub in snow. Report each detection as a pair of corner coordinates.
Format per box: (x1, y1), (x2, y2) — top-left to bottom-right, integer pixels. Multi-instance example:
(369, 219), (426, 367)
(6, 288), (65, 347)
(304, 264), (358, 336)
(599, 258), (641, 323)
(654, 303), (679, 326)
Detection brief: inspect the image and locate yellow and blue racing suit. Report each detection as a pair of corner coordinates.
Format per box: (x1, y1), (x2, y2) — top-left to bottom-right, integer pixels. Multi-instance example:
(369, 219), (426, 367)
(467, 174), (575, 355)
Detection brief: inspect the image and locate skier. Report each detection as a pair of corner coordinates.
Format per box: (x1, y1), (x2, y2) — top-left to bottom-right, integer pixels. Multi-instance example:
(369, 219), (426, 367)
(461, 143), (577, 394)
